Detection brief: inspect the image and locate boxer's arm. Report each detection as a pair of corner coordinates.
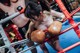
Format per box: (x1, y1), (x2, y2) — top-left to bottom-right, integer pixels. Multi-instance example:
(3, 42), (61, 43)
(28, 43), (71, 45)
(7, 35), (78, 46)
(25, 21), (34, 38)
(0, 3), (10, 12)
(50, 10), (65, 21)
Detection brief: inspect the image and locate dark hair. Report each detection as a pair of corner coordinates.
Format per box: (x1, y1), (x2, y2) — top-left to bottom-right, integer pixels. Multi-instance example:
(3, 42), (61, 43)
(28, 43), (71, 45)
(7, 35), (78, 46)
(39, 0), (50, 11)
(25, 1), (42, 20)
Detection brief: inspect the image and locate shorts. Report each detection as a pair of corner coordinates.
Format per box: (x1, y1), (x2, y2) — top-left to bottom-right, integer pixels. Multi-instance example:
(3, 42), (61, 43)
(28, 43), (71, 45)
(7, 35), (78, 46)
(18, 20), (30, 39)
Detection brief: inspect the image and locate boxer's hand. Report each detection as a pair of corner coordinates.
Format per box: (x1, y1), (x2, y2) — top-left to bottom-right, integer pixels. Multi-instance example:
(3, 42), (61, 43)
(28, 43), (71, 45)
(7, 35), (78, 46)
(56, 14), (65, 22)
(60, 14), (65, 22)
(48, 21), (62, 35)
(31, 30), (45, 43)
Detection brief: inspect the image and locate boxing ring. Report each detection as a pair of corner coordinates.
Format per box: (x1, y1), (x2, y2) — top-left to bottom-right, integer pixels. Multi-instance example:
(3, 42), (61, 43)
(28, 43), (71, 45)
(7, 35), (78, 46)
(0, 0), (80, 53)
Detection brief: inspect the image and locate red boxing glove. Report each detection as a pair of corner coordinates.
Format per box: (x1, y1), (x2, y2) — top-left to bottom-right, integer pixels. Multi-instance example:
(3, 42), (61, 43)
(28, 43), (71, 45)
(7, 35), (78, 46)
(48, 21), (62, 35)
(31, 30), (45, 43)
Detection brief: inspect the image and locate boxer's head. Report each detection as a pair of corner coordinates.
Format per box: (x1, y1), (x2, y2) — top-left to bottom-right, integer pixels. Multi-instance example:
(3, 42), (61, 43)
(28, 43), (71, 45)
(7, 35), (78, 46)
(25, 1), (42, 20)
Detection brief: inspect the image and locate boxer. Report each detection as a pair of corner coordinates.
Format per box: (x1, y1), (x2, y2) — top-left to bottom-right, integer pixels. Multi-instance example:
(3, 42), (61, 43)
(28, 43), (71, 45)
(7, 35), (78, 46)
(0, 0), (37, 53)
(25, 1), (65, 53)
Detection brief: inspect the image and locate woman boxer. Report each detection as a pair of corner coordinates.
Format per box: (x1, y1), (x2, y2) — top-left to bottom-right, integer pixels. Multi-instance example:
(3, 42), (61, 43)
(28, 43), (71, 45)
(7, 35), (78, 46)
(0, 0), (37, 53)
(0, 0), (29, 38)
(25, 1), (65, 53)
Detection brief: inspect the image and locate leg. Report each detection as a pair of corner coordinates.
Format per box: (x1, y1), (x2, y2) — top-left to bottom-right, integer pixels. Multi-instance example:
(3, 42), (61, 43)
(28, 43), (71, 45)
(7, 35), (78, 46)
(18, 28), (26, 39)
(18, 20), (30, 39)
(52, 39), (63, 51)
(19, 28), (37, 52)
(40, 43), (49, 53)
(27, 41), (37, 53)
(48, 37), (63, 52)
